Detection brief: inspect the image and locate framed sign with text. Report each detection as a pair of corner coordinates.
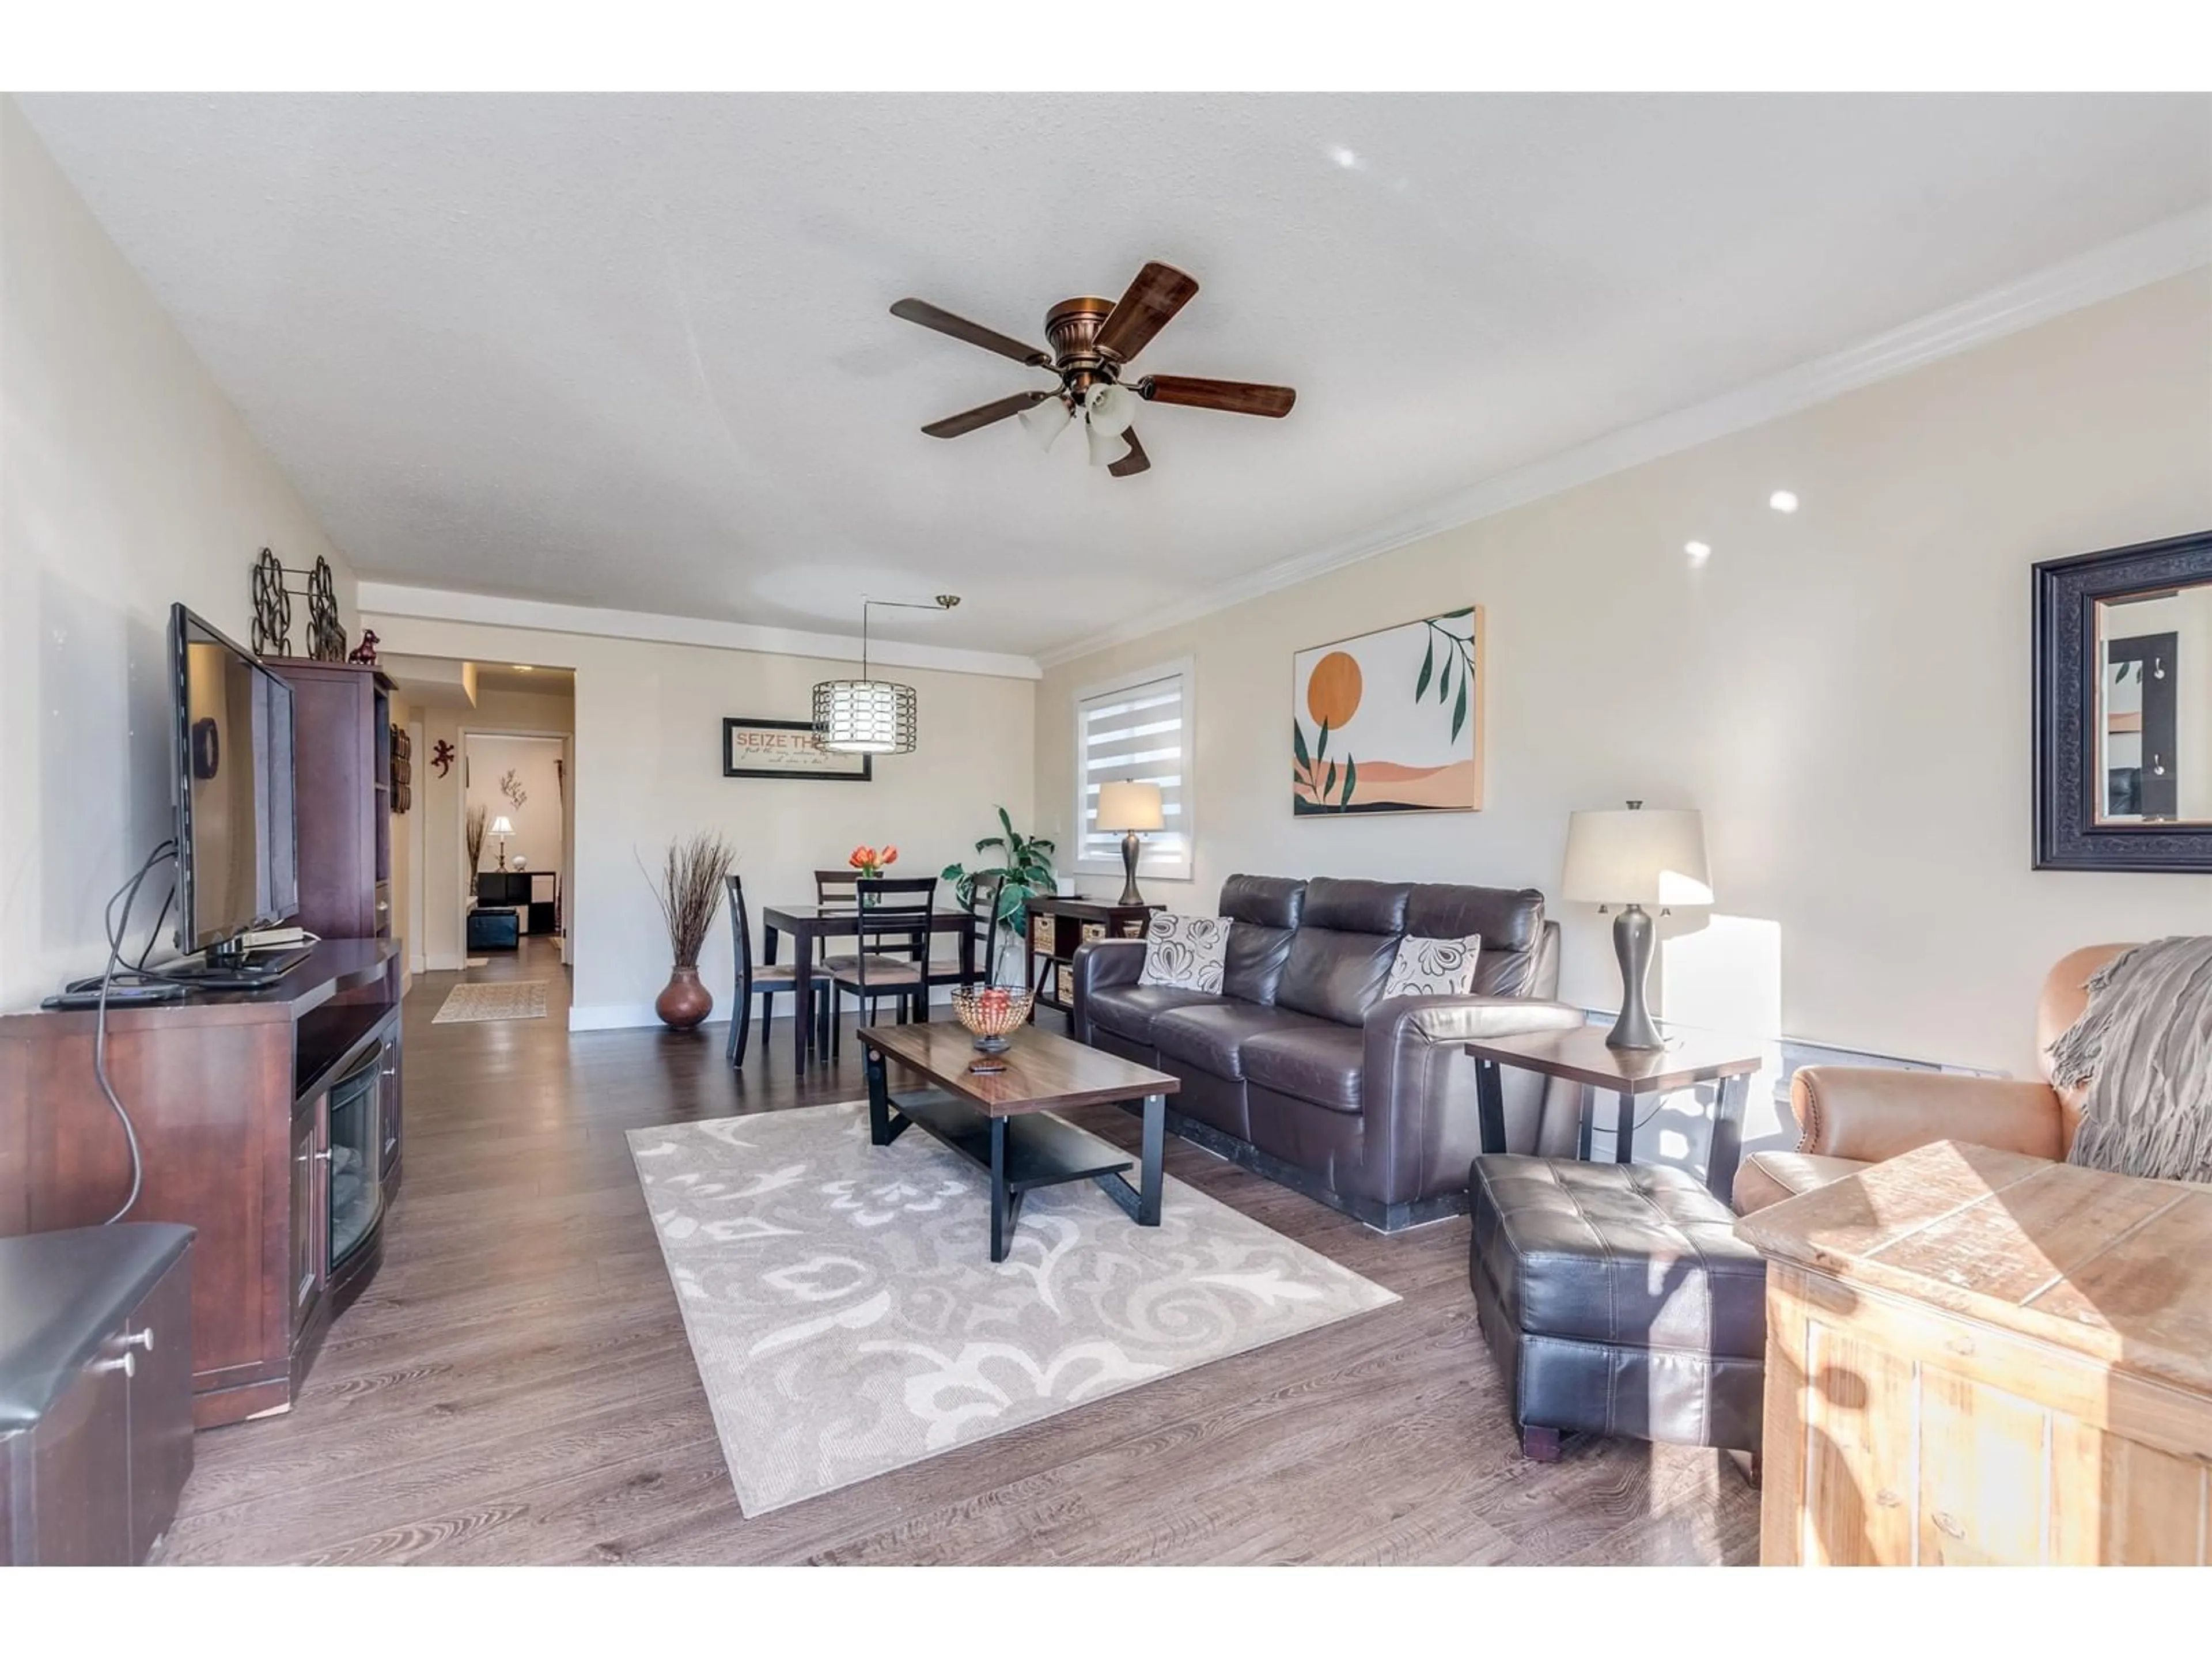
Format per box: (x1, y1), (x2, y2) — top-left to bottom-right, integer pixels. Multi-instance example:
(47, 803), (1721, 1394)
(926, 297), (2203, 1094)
(722, 717), (872, 782)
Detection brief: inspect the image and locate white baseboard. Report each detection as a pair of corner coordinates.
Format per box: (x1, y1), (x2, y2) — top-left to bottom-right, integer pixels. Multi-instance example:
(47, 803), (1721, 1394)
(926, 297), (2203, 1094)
(568, 983), (964, 1033)
(569, 1003), (695, 1031)
(426, 949), (464, 972)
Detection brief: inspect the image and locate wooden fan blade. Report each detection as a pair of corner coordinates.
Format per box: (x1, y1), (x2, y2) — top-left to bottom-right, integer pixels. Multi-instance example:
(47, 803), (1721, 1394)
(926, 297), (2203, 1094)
(1108, 427), (1151, 478)
(921, 390), (1048, 439)
(1094, 262), (1199, 365)
(1139, 375), (1297, 418)
(891, 298), (1051, 366)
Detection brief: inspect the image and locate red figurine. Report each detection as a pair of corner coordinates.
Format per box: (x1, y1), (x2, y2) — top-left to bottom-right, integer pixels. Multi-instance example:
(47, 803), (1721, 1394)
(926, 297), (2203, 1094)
(348, 628), (380, 666)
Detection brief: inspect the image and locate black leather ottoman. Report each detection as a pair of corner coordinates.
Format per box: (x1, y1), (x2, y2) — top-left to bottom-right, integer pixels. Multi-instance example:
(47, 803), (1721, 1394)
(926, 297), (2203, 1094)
(1, 1224), (196, 1563)
(467, 907), (520, 951)
(1468, 1154), (1765, 1462)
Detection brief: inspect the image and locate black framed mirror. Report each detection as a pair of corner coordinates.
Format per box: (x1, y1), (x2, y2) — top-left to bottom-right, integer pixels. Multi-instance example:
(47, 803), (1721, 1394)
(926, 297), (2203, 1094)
(2034, 528), (2212, 872)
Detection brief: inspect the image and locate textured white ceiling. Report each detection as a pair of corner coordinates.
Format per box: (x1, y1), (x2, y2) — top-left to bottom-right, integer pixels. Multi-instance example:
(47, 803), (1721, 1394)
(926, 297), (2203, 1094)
(20, 93), (2212, 660)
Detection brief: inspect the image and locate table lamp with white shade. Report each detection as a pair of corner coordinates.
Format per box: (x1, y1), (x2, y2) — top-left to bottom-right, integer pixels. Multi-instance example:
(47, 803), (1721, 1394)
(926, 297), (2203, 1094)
(1097, 780), (1165, 906)
(489, 815), (515, 872)
(1560, 801), (1713, 1051)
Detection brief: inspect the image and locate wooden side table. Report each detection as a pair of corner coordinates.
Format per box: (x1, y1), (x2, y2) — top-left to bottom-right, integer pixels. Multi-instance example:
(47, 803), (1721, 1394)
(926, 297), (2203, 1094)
(1463, 1024), (1762, 1199)
(1738, 1141), (2212, 1565)
(1022, 895), (1161, 1021)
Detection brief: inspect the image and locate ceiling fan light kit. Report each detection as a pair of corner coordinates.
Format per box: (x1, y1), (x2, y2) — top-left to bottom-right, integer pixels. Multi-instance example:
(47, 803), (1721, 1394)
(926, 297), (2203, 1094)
(1085, 380), (1139, 437)
(812, 595), (958, 756)
(1085, 420), (1132, 469)
(892, 260), (1297, 479)
(1018, 396), (1073, 451)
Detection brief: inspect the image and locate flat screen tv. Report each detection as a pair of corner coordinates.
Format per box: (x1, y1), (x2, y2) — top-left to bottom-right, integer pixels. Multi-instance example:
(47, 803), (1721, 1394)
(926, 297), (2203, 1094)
(169, 604), (298, 959)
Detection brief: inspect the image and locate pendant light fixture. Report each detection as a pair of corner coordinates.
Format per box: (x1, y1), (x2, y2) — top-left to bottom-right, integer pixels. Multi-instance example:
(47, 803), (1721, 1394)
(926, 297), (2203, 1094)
(812, 595), (959, 755)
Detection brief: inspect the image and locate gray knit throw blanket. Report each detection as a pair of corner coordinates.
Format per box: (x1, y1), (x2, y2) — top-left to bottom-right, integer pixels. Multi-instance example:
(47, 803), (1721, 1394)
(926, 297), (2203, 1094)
(2047, 936), (2212, 1184)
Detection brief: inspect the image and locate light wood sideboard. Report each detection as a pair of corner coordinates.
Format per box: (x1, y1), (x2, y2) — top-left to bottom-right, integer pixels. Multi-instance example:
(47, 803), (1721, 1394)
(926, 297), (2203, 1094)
(1737, 1139), (2211, 1566)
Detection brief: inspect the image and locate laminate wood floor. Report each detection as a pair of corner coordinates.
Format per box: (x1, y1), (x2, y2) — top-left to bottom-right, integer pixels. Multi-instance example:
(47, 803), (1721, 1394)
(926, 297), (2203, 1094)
(163, 940), (1759, 1565)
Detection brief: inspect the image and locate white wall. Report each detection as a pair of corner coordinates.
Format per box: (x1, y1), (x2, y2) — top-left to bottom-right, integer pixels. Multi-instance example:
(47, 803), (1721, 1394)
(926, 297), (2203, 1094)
(358, 615), (1036, 1027)
(1035, 270), (2212, 1084)
(467, 734), (565, 874)
(0, 99), (357, 1009)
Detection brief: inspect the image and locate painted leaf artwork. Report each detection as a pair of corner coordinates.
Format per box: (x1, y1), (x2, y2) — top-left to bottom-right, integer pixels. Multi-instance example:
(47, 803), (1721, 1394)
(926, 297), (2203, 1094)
(1292, 607), (1483, 815)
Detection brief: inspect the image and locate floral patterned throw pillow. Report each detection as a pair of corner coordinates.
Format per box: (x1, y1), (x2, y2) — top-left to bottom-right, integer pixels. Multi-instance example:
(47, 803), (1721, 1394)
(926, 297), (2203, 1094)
(1137, 913), (1229, 994)
(1381, 933), (1484, 998)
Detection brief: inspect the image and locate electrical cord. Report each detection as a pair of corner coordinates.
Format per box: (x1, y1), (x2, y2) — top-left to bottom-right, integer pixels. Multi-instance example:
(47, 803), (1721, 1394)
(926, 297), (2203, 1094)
(90, 840), (177, 1224)
(133, 870), (177, 971)
(70, 848), (320, 1225)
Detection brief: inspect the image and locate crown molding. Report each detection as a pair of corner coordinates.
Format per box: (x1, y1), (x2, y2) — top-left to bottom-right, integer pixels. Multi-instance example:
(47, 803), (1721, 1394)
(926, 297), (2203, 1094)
(355, 582), (1043, 680)
(1035, 207), (2212, 669)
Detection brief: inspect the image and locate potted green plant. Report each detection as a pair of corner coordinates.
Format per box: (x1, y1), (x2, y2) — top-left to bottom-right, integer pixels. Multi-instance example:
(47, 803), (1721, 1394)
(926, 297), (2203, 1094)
(942, 808), (1056, 982)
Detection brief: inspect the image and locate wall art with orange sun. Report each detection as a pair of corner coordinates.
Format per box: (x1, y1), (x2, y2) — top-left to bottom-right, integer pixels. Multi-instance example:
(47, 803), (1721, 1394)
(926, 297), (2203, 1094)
(1291, 606), (1483, 815)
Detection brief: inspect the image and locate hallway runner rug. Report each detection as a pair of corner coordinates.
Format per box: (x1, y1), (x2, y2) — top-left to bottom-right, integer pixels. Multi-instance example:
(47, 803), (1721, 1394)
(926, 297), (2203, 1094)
(432, 980), (549, 1023)
(628, 1100), (1397, 1516)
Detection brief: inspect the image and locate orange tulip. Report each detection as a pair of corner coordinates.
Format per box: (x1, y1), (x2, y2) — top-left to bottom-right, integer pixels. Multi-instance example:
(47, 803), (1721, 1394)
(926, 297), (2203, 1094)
(881, 845), (899, 866)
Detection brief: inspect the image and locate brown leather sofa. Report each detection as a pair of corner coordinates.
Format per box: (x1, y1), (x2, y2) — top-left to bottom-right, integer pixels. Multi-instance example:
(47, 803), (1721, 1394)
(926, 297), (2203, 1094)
(1070, 874), (1586, 1229)
(1733, 944), (2130, 1215)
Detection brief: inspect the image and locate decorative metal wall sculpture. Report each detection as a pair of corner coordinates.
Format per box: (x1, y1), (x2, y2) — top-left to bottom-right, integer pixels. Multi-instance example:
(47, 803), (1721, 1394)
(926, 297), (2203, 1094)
(250, 548), (291, 656)
(247, 548), (349, 661)
(305, 558), (346, 661)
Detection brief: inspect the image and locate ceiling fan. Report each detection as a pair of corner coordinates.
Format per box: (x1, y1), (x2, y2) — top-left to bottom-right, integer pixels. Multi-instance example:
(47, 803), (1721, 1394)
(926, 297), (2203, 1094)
(891, 260), (1296, 478)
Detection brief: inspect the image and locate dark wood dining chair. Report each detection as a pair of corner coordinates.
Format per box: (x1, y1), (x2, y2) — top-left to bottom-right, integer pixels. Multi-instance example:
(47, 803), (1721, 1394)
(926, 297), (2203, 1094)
(823, 876), (937, 1053)
(962, 872), (1006, 989)
(809, 870), (859, 969)
(725, 874), (828, 1070)
(813, 868), (860, 911)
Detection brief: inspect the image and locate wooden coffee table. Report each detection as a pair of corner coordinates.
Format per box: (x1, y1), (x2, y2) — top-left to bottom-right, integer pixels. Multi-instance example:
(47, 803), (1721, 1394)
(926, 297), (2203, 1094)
(858, 1022), (1180, 1262)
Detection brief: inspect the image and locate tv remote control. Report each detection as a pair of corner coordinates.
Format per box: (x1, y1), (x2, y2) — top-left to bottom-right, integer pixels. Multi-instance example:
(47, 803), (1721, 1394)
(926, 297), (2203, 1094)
(42, 983), (188, 1010)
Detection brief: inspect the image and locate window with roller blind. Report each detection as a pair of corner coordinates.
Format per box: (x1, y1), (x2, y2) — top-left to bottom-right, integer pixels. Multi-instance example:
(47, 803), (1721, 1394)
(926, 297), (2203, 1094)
(1072, 660), (1194, 881)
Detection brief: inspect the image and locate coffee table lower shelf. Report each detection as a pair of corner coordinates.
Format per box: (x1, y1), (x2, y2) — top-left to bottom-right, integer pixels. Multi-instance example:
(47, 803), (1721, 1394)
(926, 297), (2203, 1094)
(865, 1074), (1166, 1262)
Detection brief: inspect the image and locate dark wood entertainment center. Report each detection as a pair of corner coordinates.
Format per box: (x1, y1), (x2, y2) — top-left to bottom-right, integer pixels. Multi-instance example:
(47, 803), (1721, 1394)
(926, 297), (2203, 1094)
(0, 660), (404, 1429)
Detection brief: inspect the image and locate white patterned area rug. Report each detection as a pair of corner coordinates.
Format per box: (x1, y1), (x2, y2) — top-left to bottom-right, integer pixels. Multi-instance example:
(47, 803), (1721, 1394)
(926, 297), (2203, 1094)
(431, 980), (548, 1023)
(628, 1101), (1397, 1515)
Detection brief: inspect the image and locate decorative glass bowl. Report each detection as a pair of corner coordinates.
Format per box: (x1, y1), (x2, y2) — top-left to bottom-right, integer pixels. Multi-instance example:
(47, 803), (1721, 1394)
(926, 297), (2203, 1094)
(950, 986), (1035, 1052)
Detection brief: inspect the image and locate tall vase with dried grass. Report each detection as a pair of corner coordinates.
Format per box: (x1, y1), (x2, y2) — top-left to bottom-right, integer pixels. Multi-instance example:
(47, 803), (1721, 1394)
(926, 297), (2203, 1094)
(642, 831), (735, 1031)
(465, 805), (488, 876)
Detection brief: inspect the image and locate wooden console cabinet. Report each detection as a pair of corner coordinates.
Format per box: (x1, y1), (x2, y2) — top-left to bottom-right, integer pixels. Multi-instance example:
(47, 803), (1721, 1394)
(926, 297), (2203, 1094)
(0, 654), (405, 1429)
(1024, 896), (1160, 1019)
(267, 657), (397, 945)
(1739, 1140), (2212, 1566)
(0, 942), (402, 1427)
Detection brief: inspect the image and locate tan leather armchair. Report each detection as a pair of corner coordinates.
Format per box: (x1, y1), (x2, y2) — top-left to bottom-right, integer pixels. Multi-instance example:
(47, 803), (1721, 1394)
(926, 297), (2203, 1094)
(1732, 944), (2132, 1215)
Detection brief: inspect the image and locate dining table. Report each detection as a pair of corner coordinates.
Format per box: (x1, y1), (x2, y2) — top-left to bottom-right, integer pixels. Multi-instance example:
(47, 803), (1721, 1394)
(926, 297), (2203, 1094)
(758, 902), (980, 1077)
